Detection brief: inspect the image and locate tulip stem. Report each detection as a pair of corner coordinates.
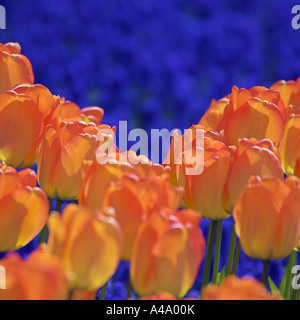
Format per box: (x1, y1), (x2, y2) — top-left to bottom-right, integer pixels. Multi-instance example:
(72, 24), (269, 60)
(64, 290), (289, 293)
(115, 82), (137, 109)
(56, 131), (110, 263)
(68, 290), (74, 300)
(39, 198), (53, 244)
(262, 260), (270, 287)
(201, 220), (218, 292)
(212, 220), (223, 284)
(231, 239), (241, 275)
(127, 279), (132, 300)
(55, 199), (63, 212)
(99, 282), (108, 300)
(284, 250), (297, 300)
(225, 222), (236, 276)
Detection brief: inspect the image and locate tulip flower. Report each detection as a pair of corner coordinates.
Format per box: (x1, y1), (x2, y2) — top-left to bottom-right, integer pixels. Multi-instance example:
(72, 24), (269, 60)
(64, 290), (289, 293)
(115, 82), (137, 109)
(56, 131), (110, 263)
(13, 84), (59, 125)
(184, 138), (234, 220)
(48, 204), (123, 291)
(271, 78), (300, 110)
(51, 98), (104, 125)
(164, 124), (223, 188)
(199, 86), (286, 146)
(139, 292), (177, 300)
(223, 138), (283, 213)
(233, 175), (300, 260)
(102, 173), (183, 260)
(130, 208), (205, 298)
(0, 247), (68, 300)
(37, 120), (112, 200)
(79, 158), (136, 209)
(0, 163), (49, 252)
(0, 91), (45, 168)
(201, 275), (281, 300)
(0, 42), (34, 93)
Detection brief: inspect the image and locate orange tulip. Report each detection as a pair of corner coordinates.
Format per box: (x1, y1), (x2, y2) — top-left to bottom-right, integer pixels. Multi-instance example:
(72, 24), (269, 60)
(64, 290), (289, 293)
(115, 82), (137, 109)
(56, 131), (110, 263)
(37, 120), (110, 200)
(233, 175), (300, 260)
(51, 98), (104, 125)
(130, 209), (205, 298)
(201, 275), (281, 300)
(164, 124), (223, 188)
(13, 84), (59, 125)
(199, 86), (286, 146)
(47, 204), (123, 291)
(0, 247), (68, 300)
(223, 138), (283, 213)
(0, 163), (49, 252)
(271, 78), (300, 110)
(0, 91), (45, 168)
(140, 292), (177, 300)
(102, 173), (183, 260)
(0, 42), (34, 93)
(184, 138), (234, 220)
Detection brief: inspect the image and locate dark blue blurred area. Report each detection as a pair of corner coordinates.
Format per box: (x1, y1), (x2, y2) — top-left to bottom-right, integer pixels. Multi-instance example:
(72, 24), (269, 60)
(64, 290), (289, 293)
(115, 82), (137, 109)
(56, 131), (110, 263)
(0, 0), (300, 298)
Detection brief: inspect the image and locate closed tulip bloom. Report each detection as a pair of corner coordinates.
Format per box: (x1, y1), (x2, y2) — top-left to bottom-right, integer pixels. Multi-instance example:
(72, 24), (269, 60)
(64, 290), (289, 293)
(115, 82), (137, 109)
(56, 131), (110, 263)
(278, 109), (300, 176)
(233, 175), (300, 260)
(48, 204), (123, 291)
(0, 163), (49, 252)
(130, 209), (205, 298)
(0, 247), (68, 300)
(184, 138), (234, 220)
(79, 159), (136, 209)
(37, 120), (106, 200)
(201, 275), (281, 300)
(271, 78), (300, 110)
(0, 42), (34, 93)
(223, 138), (284, 213)
(102, 173), (183, 260)
(0, 91), (44, 168)
(13, 84), (59, 125)
(51, 98), (104, 125)
(164, 124), (223, 188)
(199, 86), (286, 146)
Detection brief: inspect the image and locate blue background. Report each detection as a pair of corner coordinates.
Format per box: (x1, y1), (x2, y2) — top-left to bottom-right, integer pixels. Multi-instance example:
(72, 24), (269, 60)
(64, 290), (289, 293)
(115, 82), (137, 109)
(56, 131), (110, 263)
(1, 0), (300, 299)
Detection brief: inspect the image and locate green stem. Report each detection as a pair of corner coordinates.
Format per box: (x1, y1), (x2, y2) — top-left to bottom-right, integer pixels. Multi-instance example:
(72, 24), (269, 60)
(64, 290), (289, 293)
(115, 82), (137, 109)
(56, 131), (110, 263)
(55, 199), (63, 212)
(39, 198), (53, 244)
(99, 282), (108, 300)
(231, 239), (241, 275)
(212, 220), (223, 284)
(127, 279), (132, 300)
(68, 290), (74, 300)
(225, 223), (236, 276)
(201, 220), (218, 292)
(262, 260), (270, 287)
(285, 250), (297, 300)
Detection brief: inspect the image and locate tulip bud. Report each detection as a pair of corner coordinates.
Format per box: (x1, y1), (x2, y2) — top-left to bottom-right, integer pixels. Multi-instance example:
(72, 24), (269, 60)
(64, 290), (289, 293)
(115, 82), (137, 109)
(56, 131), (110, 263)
(233, 175), (300, 260)
(0, 163), (49, 251)
(48, 204), (123, 291)
(130, 209), (205, 298)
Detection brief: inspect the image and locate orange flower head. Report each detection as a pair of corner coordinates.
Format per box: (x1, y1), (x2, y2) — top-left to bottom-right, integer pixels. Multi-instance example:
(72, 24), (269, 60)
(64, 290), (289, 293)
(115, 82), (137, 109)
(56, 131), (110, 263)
(184, 138), (235, 220)
(0, 42), (34, 93)
(130, 208), (205, 298)
(0, 247), (68, 300)
(0, 163), (49, 251)
(199, 86), (286, 146)
(102, 173), (184, 260)
(0, 91), (45, 168)
(233, 175), (300, 260)
(223, 138), (283, 213)
(201, 275), (281, 300)
(47, 204), (123, 291)
(37, 120), (106, 200)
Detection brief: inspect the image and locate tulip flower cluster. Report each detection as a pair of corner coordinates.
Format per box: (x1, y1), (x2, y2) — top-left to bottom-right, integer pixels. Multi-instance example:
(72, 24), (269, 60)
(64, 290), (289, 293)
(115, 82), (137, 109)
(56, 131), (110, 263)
(1, 42), (300, 300)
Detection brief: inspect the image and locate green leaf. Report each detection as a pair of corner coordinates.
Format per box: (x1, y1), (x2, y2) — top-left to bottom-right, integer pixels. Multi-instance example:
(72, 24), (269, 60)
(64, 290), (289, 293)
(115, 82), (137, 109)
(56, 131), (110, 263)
(279, 265), (289, 296)
(268, 277), (279, 293)
(216, 267), (226, 285)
